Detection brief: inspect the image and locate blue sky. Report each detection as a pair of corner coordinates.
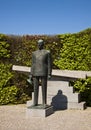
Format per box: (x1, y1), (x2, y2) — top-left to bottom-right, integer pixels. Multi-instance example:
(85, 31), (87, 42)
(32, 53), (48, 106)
(0, 0), (91, 35)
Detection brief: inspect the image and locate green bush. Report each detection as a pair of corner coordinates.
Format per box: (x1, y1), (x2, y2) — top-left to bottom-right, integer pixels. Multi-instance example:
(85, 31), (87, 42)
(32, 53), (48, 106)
(54, 32), (91, 70)
(0, 34), (11, 61)
(53, 29), (91, 106)
(72, 77), (91, 106)
(0, 85), (19, 105)
(0, 29), (91, 105)
(0, 64), (13, 88)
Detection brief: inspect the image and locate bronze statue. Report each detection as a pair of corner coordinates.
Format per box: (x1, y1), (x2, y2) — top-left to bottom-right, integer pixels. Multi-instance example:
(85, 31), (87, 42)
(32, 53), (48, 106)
(31, 39), (52, 108)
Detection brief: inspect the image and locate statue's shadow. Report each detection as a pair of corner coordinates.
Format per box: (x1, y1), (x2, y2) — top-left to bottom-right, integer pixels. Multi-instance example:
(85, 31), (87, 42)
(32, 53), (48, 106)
(51, 90), (68, 111)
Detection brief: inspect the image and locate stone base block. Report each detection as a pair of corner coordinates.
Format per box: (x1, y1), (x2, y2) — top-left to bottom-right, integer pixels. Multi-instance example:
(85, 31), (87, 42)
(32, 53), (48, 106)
(68, 102), (86, 110)
(26, 100), (32, 107)
(26, 105), (53, 117)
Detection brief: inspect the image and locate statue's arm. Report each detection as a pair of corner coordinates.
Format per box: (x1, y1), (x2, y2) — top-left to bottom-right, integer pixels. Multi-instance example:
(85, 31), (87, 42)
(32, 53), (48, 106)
(48, 51), (52, 79)
(27, 53), (34, 84)
(31, 52), (34, 76)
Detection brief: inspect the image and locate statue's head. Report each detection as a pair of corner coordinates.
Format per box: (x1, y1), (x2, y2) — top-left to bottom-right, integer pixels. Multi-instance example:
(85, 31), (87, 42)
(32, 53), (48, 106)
(37, 39), (44, 50)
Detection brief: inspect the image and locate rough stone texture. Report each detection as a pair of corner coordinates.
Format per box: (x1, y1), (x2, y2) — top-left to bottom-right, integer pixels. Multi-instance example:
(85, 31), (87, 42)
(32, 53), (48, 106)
(0, 104), (91, 130)
(26, 105), (53, 117)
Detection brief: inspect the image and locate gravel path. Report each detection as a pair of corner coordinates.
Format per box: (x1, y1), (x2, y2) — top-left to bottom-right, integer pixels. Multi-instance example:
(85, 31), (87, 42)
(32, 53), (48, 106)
(0, 104), (91, 130)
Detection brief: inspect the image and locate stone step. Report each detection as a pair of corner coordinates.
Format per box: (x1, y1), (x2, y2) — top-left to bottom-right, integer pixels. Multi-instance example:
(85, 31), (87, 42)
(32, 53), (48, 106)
(26, 105), (53, 117)
(26, 100), (86, 110)
(48, 80), (69, 88)
(27, 81), (85, 110)
(47, 92), (80, 103)
(49, 101), (86, 110)
(36, 85), (75, 96)
(31, 92), (80, 105)
(47, 85), (75, 94)
(68, 102), (86, 110)
(31, 86), (80, 103)
(26, 100), (33, 107)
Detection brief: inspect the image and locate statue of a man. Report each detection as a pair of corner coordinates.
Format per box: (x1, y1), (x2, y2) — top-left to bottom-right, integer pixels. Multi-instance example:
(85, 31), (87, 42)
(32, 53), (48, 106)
(31, 39), (52, 108)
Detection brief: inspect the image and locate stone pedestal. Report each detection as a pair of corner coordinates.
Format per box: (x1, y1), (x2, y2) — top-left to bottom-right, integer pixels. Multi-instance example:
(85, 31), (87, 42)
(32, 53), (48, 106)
(26, 105), (53, 118)
(26, 75), (86, 111)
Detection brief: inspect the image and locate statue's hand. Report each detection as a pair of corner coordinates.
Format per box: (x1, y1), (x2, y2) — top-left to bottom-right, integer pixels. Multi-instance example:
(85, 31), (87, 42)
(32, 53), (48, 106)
(27, 75), (33, 84)
(48, 75), (51, 79)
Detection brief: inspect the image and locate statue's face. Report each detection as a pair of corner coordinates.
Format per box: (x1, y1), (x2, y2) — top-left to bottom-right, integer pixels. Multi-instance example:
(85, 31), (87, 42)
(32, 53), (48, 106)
(38, 42), (44, 50)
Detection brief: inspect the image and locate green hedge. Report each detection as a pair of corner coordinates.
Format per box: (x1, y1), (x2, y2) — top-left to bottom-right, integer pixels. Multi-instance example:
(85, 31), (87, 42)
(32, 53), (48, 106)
(0, 85), (19, 105)
(0, 28), (91, 106)
(54, 31), (91, 70)
(0, 34), (32, 105)
(54, 29), (91, 106)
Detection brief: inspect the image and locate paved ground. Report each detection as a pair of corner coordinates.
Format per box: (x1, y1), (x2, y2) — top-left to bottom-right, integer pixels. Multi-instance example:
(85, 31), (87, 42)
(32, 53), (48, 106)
(0, 104), (91, 130)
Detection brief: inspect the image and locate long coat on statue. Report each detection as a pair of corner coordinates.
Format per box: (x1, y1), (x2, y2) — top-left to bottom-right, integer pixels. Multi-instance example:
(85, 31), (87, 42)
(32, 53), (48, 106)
(31, 49), (52, 106)
(31, 49), (52, 77)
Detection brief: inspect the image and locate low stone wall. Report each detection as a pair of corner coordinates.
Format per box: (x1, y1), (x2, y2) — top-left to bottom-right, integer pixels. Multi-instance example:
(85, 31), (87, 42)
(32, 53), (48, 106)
(12, 65), (91, 78)
(12, 65), (91, 110)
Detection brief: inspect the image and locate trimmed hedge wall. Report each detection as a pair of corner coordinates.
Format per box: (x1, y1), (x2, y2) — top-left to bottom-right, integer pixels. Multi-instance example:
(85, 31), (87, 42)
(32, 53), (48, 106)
(0, 28), (91, 106)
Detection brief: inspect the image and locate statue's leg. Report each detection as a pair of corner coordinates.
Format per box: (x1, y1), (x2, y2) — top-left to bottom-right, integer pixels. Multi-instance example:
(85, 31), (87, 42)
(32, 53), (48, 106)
(33, 77), (39, 106)
(41, 76), (47, 106)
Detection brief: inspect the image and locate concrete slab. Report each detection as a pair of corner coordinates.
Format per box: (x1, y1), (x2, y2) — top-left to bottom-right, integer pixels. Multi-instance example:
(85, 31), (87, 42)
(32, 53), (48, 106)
(26, 105), (53, 117)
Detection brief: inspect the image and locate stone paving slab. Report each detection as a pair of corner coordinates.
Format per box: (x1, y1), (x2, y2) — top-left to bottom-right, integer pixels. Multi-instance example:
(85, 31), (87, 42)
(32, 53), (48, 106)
(0, 104), (91, 130)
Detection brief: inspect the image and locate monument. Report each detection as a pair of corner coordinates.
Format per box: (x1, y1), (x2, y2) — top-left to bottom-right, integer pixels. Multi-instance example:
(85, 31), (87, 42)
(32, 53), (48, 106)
(27, 39), (53, 117)
(12, 39), (89, 117)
